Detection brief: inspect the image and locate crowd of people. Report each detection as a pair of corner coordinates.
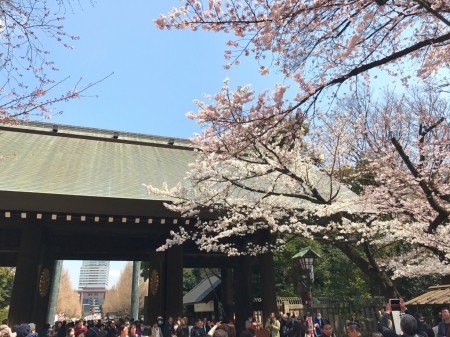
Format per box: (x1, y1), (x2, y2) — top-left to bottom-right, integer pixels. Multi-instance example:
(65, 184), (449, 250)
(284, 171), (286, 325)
(255, 302), (450, 337)
(0, 302), (449, 337)
(0, 317), (237, 337)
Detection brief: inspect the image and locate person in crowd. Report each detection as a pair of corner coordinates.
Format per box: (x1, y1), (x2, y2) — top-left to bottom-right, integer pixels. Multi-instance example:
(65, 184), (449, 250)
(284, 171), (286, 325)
(347, 314), (360, 329)
(75, 331), (86, 337)
(129, 325), (139, 337)
(265, 313), (280, 337)
(118, 326), (128, 337)
(14, 324), (30, 337)
(280, 314), (290, 337)
(151, 317), (164, 337)
(239, 329), (251, 337)
(66, 328), (75, 337)
(251, 318), (262, 331)
(140, 323), (150, 337)
(87, 322), (106, 337)
(0, 324), (17, 337)
(438, 308), (450, 337)
(75, 321), (88, 337)
(54, 322), (62, 335)
(379, 299), (408, 337)
(347, 325), (361, 337)
(212, 330), (228, 337)
(202, 320), (210, 335)
(134, 323), (142, 337)
(318, 323), (335, 337)
(163, 318), (175, 337)
(400, 314), (420, 337)
(28, 324), (38, 337)
(99, 323), (107, 337)
(190, 319), (206, 337)
(48, 328), (56, 337)
(175, 319), (189, 337)
(57, 322), (67, 337)
(413, 313), (429, 337)
(208, 322), (222, 337)
(314, 314), (326, 337)
(106, 321), (118, 337)
(288, 318), (308, 337)
(218, 322), (235, 337)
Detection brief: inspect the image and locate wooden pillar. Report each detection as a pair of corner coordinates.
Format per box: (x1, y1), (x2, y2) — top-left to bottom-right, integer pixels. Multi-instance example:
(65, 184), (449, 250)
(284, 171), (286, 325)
(221, 268), (234, 321)
(165, 245), (183, 319)
(146, 245), (183, 322)
(9, 225), (51, 326)
(233, 256), (253, 333)
(259, 253), (278, 323)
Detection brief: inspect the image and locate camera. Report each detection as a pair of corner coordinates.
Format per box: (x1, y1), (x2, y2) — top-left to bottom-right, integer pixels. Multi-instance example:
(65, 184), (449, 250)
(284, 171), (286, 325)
(389, 298), (401, 311)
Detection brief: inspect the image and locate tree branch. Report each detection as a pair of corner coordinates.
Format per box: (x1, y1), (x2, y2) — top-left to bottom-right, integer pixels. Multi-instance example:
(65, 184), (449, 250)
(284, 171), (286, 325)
(413, 0), (450, 27)
(288, 31), (450, 113)
(390, 136), (449, 231)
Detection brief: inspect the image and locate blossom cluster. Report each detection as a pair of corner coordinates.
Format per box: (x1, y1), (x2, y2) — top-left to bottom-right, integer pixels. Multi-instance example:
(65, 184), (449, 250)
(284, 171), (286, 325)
(151, 1), (450, 278)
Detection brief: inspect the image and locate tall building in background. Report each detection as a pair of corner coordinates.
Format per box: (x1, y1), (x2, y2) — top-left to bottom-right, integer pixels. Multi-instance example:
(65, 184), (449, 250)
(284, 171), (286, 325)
(78, 261), (110, 318)
(79, 260), (110, 289)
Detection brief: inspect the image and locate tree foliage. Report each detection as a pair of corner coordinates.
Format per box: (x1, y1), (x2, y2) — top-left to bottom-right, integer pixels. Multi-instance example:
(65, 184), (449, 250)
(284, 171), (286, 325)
(148, 0), (450, 295)
(56, 268), (82, 318)
(102, 262), (148, 318)
(0, 267), (14, 321)
(155, 0), (450, 107)
(323, 86), (450, 278)
(269, 238), (374, 298)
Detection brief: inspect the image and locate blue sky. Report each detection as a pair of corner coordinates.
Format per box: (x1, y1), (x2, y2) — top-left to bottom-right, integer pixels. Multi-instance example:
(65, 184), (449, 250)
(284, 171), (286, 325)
(51, 2), (450, 288)
(44, 0), (282, 139)
(26, 0), (445, 288)
(53, 1), (283, 288)
(44, 0), (403, 289)
(31, 1), (434, 288)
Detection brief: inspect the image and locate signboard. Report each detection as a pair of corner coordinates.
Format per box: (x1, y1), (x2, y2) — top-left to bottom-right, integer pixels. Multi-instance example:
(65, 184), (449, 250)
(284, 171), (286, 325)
(194, 300), (214, 312)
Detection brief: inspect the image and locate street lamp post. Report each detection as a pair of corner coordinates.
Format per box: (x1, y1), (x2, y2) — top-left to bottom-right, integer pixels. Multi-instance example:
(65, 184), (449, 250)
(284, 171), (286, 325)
(292, 247), (321, 315)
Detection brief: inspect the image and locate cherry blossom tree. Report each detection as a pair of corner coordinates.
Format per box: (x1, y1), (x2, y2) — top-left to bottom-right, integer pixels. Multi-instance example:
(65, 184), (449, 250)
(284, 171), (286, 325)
(321, 85), (450, 280)
(148, 0), (450, 294)
(155, 0), (450, 107)
(0, 0), (106, 123)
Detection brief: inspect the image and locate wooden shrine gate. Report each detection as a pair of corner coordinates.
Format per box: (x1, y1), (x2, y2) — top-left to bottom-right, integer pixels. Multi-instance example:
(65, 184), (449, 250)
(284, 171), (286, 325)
(0, 122), (278, 332)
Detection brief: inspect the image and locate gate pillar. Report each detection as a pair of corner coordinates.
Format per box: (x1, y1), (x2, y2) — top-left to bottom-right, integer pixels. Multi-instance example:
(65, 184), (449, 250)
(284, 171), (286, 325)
(146, 245), (183, 322)
(233, 256), (253, 333)
(221, 268), (234, 321)
(9, 224), (54, 327)
(259, 253), (278, 323)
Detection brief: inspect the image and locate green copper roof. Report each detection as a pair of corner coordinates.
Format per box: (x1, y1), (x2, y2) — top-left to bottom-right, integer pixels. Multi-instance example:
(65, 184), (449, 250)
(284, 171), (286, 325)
(292, 247), (321, 259)
(0, 121), (195, 201)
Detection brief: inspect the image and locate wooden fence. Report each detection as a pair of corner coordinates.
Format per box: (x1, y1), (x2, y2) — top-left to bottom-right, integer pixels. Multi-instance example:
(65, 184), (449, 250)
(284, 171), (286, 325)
(311, 296), (386, 336)
(254, 296), (386, 337)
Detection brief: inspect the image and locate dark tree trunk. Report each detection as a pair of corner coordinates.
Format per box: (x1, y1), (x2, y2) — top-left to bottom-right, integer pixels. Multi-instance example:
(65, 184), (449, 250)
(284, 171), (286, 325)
(334, 242), (399, 298)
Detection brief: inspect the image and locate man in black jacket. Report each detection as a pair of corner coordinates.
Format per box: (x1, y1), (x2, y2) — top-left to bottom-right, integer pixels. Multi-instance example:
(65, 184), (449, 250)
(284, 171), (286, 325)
(190, 320), (206, 337)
